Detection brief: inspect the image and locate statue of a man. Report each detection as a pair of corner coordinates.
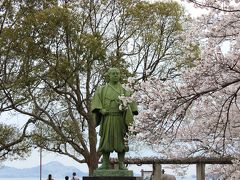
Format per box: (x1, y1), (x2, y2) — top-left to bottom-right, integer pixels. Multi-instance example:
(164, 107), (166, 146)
(91, 68), (138, 170)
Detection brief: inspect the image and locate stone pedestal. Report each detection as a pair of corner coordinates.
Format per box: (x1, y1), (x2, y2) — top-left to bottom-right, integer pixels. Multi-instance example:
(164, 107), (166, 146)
(83, 169), (138, 180)
(93, 169), (133, 177)
(83, 177), (138, 180)
(82, 168), (142, 180)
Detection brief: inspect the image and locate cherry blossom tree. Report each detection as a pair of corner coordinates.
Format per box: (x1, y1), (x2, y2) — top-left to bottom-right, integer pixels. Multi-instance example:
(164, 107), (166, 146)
(129, 0), (240, 178)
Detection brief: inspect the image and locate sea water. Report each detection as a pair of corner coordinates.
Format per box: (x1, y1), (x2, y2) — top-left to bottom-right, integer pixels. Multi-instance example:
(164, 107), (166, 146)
(0, 177), (195, 180)
(0, 178), (66, 180)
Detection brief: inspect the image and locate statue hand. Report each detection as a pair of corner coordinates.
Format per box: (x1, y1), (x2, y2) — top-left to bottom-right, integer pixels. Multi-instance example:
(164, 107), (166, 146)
(100, 109), (108, 115)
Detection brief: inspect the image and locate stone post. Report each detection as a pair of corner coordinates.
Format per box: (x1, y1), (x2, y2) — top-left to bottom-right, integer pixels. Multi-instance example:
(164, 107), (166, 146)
(196, 163), (205, 180)
(152, 163), (162, 180)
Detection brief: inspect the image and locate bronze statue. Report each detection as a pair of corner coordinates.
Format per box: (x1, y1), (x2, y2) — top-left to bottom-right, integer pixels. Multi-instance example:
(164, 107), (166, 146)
(91, 68), (138, 170)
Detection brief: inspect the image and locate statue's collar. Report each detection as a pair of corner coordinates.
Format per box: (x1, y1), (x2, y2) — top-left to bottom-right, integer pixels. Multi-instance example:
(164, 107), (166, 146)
(107, 83), (123, 95)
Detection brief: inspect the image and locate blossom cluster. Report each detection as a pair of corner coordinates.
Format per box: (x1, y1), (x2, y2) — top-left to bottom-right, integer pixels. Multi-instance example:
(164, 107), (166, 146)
(129, 0), (240, 177)
(118, 94), (134, 111)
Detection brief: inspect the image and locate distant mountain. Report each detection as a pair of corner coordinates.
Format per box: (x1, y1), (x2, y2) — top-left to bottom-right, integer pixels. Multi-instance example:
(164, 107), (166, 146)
(0, 161), (87, 178)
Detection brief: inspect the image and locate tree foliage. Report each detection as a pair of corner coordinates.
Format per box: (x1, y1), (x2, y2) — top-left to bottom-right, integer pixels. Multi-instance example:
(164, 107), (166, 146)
(0, 0), (189, 174)
(0, 121), (32, 162)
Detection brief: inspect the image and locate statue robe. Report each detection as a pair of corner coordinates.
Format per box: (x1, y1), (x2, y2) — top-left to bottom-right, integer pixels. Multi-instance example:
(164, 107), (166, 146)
(91, 83), (138, 153)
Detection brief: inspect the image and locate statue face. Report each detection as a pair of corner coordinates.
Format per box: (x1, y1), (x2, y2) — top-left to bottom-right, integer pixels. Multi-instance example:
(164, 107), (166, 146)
(109, 69), (120, 83)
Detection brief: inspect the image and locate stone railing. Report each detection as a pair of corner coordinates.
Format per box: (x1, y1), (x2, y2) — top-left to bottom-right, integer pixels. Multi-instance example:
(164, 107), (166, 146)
(108, 157), (233, 180)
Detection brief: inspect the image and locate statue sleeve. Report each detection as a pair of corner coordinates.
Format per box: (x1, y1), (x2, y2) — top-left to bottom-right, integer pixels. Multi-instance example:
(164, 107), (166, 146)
(91, 87), (103, 127)
(130, 101), (138, 115)
(91, 87), (103, 113)
(123, 88), (138, 126)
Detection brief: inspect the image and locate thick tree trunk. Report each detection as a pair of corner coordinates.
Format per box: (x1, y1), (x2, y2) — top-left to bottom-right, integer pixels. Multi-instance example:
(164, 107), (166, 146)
(88, 154), (99, 175)
(87, 115), (99, 175)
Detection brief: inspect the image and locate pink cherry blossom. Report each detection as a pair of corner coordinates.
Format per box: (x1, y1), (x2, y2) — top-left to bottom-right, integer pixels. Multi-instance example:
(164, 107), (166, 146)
(129, 0), (240, 178)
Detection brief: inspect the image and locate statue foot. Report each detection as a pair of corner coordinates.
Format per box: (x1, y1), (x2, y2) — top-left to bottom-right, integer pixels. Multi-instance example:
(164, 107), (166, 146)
(119, 163), (128, 170)
(97, 152), (110, 170)
(97, 163), (109, 170)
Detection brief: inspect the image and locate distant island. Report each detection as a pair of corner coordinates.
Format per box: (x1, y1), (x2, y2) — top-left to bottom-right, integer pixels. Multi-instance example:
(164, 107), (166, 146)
(0, 161), (87, 178)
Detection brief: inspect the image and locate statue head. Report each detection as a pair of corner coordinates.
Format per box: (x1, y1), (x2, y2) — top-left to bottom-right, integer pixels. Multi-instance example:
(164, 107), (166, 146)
(106, 68), (120, 84)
